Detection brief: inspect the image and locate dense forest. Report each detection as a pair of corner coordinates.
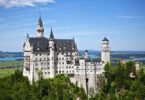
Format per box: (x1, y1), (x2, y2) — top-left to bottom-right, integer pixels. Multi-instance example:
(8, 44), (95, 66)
(0, 70), (86, 100)
(1, 62), (145, 100)
(92, 62), (145, 100)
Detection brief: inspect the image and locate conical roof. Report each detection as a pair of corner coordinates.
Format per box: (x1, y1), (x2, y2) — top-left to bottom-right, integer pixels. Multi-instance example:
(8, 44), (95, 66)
(102, 37), (109, 41)
(38, 16), (43, 27)
(49, 27), (54, 39)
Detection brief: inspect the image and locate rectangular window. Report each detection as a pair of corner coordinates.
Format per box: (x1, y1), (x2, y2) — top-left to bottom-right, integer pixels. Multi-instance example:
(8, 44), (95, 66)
(35, 63), (38, 66)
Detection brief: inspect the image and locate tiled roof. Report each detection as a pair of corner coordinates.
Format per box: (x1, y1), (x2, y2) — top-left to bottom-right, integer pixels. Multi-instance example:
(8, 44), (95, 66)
(27, 37), (77, 52)
(29, 37), (48, 52)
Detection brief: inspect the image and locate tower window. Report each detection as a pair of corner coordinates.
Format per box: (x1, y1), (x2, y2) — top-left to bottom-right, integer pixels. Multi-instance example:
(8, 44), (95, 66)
(35, 63), (38, 66)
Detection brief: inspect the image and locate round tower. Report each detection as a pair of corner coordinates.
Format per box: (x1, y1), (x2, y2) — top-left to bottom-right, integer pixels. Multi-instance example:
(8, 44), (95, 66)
(37, 16), (44, 37)
(101, 37), (110, 64)
(49, 27), (55, 78)
(84, 50), (89, 59)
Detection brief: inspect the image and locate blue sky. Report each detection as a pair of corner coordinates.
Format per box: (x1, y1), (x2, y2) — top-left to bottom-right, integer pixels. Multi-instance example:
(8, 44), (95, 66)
(0, 0), (145, 51)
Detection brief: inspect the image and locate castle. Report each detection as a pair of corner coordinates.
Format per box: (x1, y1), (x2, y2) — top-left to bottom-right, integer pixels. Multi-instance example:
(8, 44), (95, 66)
(23, 16), (110, 92)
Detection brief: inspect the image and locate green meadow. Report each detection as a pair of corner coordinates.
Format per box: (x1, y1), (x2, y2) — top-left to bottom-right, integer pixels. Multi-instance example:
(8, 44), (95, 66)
(0, 61), (23, 78)
(0, 61), (23, 68)
(0, 69), (15, 78)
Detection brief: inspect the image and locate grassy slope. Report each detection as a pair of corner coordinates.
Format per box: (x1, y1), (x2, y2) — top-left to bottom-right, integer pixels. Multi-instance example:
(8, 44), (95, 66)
(0, 61), (23, 78)
(0, 61), (23, 67)
(0, 69), (15, 78)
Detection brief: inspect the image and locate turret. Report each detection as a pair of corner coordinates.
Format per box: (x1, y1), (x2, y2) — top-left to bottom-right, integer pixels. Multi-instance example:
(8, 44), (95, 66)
(49, 27), (54, 40)
(49, 27), (55, 78)
(84, 50), (89, 59)
(37, 16), (44, 37)
(101, 37), (110, 64)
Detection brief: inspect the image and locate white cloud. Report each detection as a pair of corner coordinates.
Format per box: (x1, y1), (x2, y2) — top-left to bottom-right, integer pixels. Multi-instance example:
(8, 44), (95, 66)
(118, 16), (144, 19)
(0, 0), (55, 8)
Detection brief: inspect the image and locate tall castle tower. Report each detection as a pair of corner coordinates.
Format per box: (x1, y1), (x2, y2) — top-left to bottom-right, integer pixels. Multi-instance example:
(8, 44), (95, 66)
(49, 28), (55, 78)
(101, 37), (110, 64)
(37, 16), (44, 37)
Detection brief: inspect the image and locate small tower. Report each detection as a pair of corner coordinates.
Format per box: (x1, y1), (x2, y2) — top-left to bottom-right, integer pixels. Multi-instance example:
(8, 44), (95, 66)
(101, 37), (110, 64)
(37, 16), (44, 37)
(84, 50), (89, 59)
(49, 27), (55, 78)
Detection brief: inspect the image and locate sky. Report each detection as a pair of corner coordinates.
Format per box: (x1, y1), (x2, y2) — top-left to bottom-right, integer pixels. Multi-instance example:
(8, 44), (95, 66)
(0, 0), (145, 52)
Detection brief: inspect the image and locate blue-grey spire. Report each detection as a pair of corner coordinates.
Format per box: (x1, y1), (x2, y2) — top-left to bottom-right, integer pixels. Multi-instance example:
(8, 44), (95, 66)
(49, 27), (54, 39)
(38, 16), (43, 27)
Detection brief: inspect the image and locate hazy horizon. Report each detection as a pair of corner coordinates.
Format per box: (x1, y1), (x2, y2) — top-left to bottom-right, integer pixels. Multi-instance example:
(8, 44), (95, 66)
(1, 50), (145, 52)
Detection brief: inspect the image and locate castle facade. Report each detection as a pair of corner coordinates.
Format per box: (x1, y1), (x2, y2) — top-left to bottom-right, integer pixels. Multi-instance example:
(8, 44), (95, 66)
(23, 17), (110, 92)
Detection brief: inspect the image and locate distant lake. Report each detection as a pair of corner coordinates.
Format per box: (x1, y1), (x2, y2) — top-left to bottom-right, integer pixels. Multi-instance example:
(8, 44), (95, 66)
(0, 57), (23, 61)
(132, 58), (145, 62)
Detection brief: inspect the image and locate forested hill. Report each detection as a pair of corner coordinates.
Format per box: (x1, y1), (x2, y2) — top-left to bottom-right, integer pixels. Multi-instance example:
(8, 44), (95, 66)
(0, 52), (23, 58)
(1, 62), (145, 99)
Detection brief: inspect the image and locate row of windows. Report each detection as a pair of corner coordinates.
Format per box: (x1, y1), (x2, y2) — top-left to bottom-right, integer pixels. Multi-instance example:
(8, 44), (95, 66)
(35, 61), (68, 66)
(35, 57), (74, 61)
(35, 61), (73, 66)
(35, 67), (51, 71)
(59, 70), (74, 73)
(76, 70), (94, 73)
(41, 70), (75, 75)
(58, 66), (74, 69)
(35, 57), (53, 61)
(35, 52), (77, 56)
(35, 62), (54, 66)
(66, 66), (74, 69)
